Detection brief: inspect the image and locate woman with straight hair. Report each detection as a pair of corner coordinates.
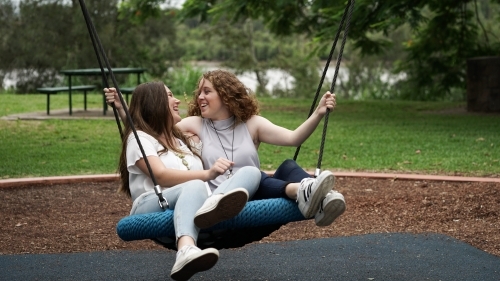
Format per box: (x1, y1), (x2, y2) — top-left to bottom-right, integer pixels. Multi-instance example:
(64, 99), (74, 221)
(112, 81), (260, 281)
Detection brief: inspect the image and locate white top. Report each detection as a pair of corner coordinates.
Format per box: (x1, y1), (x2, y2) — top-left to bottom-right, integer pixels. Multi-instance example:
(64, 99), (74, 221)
(126, 131), (204, 201)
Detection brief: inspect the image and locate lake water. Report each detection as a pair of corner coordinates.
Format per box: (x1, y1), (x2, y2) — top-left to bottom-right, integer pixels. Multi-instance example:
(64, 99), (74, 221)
(3, 72), (17, 89)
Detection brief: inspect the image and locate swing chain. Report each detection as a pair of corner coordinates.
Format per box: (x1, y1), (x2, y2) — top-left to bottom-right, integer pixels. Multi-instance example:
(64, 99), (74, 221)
(293, 0), (355, 167)
(78, 0), (169, 208)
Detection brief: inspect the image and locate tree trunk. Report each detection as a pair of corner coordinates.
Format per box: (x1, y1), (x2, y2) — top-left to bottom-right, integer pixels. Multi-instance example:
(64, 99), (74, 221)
(467, 56), (500, 113)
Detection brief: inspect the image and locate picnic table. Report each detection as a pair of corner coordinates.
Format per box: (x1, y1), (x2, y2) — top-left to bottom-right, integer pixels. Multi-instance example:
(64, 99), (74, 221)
(56, 67), (145, 115)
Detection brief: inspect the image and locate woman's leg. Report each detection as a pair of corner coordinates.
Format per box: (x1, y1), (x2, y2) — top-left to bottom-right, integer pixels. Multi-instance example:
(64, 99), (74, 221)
(212, 166), (261, 198)
(254, 159), (336, 219)
(169, 180), (209, 244)
(273, 159), (312, 182)
(130, 179), (208, 245)
(253, 159), (312, 200)
(129, 180), (219, 281)
(194, 166), (261, 229)
(252, 171), (289, 200)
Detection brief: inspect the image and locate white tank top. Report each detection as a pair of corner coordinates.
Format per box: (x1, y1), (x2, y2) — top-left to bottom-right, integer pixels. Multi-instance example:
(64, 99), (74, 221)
(200, 117), (260, 191)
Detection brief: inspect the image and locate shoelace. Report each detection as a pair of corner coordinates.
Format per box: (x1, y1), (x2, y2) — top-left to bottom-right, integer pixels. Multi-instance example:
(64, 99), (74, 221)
(301, 179), (314, 202)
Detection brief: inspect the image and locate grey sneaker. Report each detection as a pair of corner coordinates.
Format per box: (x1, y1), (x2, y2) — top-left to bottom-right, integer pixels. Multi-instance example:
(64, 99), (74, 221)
(297, 171), (335, 218)
(170, 245), (219, 281)
(194, 187), (249, 229)
(315, 191), (346, 227)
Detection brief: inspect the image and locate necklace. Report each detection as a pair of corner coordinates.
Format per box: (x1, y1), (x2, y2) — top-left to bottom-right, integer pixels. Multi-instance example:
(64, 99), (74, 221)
(209, 118), (234, 178)
(174, 152), (190, 170)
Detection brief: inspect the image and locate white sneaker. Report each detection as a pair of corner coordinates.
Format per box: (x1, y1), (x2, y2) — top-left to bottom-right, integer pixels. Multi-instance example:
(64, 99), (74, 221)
(315, 191), (346, 227)
(297, 171), (335, 218)
(170, 245), (219, 281)
(194, 188), (249, 229)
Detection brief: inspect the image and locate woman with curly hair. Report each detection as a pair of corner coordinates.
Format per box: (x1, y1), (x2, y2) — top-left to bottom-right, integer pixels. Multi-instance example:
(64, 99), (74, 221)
(179, 70), (345, 226)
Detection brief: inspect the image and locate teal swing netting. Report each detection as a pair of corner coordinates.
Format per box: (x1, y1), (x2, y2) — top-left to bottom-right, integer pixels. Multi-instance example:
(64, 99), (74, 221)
(78, 0), (354, 251)
(117, 197), (305, 249)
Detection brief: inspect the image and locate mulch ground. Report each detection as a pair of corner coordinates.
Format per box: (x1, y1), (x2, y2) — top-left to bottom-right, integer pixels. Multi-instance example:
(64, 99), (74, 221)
(1, 177), (499, 257)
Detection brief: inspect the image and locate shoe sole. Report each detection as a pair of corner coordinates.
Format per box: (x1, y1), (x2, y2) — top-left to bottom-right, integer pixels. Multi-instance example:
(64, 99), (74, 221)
(170, 249), (219, 281)
(302, 172), (335, 218)
(194, 188), (249, 229)
(315, 195), (346, 227)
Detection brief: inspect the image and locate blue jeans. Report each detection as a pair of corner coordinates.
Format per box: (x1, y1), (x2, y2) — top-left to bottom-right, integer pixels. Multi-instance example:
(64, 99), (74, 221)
(129, 179), (208, 245)
(212, 166), (261, 199)
(252, 159), (311, 200)
(129, 166), (261, 244)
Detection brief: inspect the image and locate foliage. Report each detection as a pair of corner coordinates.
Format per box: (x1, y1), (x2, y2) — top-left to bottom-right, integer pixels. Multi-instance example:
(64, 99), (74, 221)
(165, 62), (204, 99)
(3, 0), (500, 101)
(394, 1), (500, 101)
(175, 0), (500, 100)
(176, 16), (326, 97)
(201, 19), (273, 95)
(0, 0), (325, 98)
(0, 0), (78, 92)
(117, 0), (165, 24)
(271, 39), (322, 98)
(0, 0), (182, 92)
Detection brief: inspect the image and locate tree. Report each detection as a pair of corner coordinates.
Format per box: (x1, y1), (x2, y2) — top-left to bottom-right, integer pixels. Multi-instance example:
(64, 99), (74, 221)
(119, 0), (500, 100)
(0, 0), (183, 92)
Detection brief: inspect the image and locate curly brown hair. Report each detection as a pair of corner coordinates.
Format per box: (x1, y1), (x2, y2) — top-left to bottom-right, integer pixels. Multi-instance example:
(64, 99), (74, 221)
(187, 70), (260, 123)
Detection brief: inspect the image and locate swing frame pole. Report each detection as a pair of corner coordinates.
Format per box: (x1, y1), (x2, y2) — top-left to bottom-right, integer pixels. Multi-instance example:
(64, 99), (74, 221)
(77, 0), (168, 209)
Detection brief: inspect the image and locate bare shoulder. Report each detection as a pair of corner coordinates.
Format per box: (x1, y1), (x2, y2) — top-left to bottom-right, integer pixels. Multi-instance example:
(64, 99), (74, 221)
(177, 116), (203, 134)
(245, 115), (276, 139)
(246, 115), (268, 126)
(246, 115), (274, 129)
(245, 115), (261, 130)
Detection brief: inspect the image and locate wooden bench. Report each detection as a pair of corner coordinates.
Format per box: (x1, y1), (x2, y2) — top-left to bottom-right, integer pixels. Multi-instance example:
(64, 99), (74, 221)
(36, 85), (96, 115)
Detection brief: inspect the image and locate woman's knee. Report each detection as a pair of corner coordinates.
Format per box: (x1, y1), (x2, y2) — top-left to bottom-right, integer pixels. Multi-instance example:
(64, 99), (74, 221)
(239, 166), (261, 180)
(279, 159), (298, 170)
(245, 167), (262, 185)
(182, 179), (208, 194)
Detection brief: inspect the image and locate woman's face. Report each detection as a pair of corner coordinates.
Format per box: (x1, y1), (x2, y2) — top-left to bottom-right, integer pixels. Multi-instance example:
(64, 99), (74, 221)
(197, 78), (230, 120)
(166, 86), (181, 124)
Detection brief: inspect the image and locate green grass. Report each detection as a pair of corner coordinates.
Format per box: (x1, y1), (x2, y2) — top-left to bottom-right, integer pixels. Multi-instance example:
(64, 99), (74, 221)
(258, 98), (500, 177)
(1, 92), (499, 178)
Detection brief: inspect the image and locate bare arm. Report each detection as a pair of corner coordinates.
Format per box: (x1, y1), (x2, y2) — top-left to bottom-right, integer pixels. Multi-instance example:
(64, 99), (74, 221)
(135, 156), (234, 187)
(247, 92), (336, 146)
(176, 116), (203, 136)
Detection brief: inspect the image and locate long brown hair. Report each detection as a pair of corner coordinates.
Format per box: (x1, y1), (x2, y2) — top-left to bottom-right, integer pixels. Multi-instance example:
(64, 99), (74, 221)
(118, 81), (199, 197)
(187, 70), (260, 123)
